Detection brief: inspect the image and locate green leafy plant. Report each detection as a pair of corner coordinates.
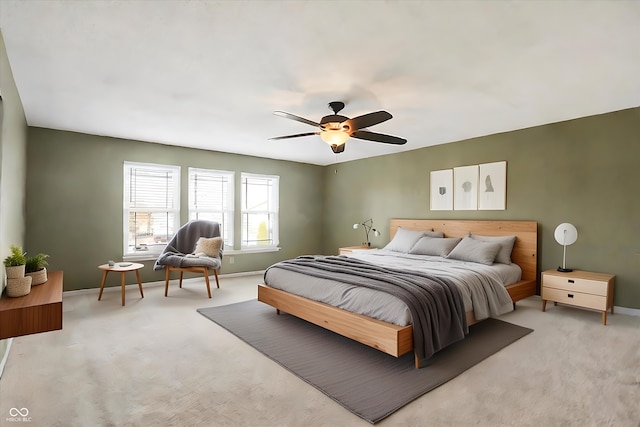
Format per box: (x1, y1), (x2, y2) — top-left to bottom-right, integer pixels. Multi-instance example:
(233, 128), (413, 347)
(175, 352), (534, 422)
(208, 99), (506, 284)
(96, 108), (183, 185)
(25, 253), (49, 273)
(3, 245), (27, 267)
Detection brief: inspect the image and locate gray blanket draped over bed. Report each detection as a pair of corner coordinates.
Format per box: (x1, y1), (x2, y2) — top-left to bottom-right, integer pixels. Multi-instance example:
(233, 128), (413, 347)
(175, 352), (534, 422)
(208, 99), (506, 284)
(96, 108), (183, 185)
(264, 255), (468, 365)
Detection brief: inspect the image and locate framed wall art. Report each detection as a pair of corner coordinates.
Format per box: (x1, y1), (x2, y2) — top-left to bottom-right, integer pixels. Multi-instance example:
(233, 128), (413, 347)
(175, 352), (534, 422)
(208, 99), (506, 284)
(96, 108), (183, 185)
(454, 165), (479, 210)
(430, 169), (453, 210)
(479, 161), (506, 210)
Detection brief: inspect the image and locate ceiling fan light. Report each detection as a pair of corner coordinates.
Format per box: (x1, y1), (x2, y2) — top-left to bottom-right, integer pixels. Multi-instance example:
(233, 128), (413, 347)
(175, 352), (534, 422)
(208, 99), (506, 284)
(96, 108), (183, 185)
(320, 129), (349, 146)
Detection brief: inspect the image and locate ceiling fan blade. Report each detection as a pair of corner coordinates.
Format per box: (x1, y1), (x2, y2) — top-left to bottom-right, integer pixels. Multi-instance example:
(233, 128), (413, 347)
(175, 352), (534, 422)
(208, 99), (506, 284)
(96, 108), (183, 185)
(273, 111), (321, 128)
(351, 130), (407, 145)
(343, 111), (392, 132)
(268, 132), (319, 141)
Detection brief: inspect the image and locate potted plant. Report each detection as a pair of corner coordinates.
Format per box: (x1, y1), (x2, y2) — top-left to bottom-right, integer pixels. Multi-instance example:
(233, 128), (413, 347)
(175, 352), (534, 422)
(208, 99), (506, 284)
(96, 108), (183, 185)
(3, 245), (32, 297)
(25, 252), (49, 285)
(4, 245), (27, 279)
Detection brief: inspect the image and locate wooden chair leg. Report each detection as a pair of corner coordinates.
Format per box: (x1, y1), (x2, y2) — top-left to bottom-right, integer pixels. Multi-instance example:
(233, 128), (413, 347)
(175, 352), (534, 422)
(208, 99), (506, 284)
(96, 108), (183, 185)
(179, 272), (184, 288)
(164, 268), (171, 297)
(203, 268), (212, 298)
(214, 269), (220, 288)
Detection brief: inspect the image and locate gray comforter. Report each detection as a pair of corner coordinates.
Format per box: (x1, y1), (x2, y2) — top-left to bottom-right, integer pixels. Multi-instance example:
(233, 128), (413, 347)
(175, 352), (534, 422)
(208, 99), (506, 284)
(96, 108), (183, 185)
(265, 255), (468, 365)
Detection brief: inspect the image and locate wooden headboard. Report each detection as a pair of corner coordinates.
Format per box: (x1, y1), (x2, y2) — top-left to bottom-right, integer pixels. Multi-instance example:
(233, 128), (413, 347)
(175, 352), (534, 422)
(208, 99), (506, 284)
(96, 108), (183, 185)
(390, 219), (538, 284)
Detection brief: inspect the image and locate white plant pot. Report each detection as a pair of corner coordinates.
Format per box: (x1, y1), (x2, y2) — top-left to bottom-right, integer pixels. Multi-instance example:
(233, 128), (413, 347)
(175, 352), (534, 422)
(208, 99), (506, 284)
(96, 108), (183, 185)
(5, 264), (25, 279)
(7, 276), (32, 297)
(26, 267), (48, 285)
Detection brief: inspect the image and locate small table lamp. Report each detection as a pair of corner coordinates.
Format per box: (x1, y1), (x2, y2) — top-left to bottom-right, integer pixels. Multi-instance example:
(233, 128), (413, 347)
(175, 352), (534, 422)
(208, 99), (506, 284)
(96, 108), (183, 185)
(353, 219), (381, 247)
(554, 223), (578, 272)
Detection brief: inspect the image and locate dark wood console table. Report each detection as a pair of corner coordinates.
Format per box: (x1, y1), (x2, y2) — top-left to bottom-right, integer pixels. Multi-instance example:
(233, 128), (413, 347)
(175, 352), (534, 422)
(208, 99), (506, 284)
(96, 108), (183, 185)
(0, 270), (63, 340)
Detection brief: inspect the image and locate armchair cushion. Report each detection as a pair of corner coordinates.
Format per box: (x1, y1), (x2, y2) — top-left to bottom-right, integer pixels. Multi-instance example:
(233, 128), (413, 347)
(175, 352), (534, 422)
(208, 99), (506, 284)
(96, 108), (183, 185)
(194, 237), (223, 258)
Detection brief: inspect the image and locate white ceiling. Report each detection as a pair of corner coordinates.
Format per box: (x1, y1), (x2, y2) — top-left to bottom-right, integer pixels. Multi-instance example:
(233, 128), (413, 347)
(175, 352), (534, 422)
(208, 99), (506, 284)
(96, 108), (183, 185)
(1, 1), (639, 166)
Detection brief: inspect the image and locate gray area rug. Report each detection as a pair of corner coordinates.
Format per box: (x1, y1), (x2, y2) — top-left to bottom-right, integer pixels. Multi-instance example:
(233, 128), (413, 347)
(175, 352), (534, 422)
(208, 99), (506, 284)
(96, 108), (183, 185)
(197, 300), (533, 424)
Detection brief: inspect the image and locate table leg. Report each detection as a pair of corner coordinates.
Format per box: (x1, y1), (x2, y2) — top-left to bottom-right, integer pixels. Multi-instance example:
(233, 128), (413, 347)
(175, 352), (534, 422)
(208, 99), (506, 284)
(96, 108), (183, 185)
(542, 299), (547, 312)
(121, 272), (126, 306)
(602, 311), (607, 325)
(135, 269), (144, 298)
(98, 271), (109, 301)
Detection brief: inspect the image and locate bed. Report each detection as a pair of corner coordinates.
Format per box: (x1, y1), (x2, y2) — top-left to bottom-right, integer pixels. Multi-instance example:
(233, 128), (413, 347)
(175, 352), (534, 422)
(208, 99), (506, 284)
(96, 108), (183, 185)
(258, 219), (538, 368)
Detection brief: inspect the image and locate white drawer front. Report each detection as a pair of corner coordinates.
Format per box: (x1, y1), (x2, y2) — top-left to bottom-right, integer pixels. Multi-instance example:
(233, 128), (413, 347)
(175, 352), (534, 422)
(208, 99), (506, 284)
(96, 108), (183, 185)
(542, 274), (607, 296)
(542, 287), (607, 311)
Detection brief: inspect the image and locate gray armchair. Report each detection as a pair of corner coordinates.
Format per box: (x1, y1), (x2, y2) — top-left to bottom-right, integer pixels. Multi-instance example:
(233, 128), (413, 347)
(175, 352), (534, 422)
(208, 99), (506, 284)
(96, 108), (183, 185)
(153, 220), (223, 298)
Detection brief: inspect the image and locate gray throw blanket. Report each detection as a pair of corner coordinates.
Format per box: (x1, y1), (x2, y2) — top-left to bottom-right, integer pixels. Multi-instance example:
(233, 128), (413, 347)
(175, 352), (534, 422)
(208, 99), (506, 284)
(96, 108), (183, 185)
(153, 220), (223, 271)
(265, 255), (467, 365)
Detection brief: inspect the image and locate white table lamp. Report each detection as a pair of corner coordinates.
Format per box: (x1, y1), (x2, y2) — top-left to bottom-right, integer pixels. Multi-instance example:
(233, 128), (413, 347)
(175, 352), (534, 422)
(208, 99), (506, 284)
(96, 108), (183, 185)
(554, 223), (578, 272)
(353, 219), (381, 247)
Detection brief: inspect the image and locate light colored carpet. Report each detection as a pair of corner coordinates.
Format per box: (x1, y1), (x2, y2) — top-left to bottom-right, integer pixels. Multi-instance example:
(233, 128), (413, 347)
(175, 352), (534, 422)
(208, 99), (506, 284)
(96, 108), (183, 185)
(198, 301), (532, 424)
(0, 274), (638, 427)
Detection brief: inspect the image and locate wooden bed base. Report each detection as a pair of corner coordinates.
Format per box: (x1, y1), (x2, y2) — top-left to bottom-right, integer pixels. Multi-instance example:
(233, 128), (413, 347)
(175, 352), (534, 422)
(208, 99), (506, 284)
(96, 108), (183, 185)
(258, 219), (538, 368)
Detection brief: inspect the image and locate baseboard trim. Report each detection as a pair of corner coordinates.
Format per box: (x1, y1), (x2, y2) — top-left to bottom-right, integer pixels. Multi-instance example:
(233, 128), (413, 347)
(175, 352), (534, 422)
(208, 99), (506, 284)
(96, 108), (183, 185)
(0, 338), (13, 379)
(614, 305), (640, 317)
(63, 270), (266, 296)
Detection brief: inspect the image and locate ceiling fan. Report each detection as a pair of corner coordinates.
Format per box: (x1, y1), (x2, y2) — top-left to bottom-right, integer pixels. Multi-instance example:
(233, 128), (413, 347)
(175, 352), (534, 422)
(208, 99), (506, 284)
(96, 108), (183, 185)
(269, 101), (407, 153)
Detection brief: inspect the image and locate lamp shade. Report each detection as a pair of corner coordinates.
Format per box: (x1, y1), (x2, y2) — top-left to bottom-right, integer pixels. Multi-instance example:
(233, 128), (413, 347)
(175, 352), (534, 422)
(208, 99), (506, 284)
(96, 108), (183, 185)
(554, 223), (578, 246)
(554, 222), (578, 272)
(320, 129), (349, 146)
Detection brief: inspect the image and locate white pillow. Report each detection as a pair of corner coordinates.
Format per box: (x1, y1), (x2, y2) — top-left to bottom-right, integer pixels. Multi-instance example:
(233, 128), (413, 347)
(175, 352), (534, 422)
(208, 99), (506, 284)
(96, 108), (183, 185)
(447, 236), (501, 265)
(423, 231), (445, 238)
(383, 228), (426, 253)
(409, 237), (461, 257)
(470, 234), (516, 264)
(193, 237), (223, 257)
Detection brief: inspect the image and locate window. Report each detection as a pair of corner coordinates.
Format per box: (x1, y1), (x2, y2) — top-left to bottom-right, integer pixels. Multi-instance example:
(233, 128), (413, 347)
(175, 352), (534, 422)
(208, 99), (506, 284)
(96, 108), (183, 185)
(188, 168), (234, 247)
(241, 173), (279, 249)
(123, 162), (180, 257)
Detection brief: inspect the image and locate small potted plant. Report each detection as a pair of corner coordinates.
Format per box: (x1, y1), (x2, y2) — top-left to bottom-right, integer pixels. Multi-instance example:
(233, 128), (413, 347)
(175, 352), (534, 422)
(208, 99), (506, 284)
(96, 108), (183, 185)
(25, 252), (49, 285)
(3, 245), (32, 297)
(4, 245), (27, 279)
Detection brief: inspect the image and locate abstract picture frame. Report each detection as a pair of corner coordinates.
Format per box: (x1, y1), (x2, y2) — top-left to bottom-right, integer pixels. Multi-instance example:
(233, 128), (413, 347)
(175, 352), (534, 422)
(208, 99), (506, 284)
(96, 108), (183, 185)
(478, 161), (507, 210)
(453, 165), (479, 210)
(430, 169), (453, 211)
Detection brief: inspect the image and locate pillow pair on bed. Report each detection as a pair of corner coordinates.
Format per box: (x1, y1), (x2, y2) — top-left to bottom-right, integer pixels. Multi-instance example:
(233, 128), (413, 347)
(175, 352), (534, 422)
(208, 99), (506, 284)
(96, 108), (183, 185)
(469, 234), (516, 264)
(384, 227), (516, 265)
(409, 236), (461, 257)
(383, 227), (443, 253)
(447, 234), (516, 265)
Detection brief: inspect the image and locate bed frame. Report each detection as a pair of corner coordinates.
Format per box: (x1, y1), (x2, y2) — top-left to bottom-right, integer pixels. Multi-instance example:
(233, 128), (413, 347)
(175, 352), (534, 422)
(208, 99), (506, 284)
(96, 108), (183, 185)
(258, 219), (538, 368)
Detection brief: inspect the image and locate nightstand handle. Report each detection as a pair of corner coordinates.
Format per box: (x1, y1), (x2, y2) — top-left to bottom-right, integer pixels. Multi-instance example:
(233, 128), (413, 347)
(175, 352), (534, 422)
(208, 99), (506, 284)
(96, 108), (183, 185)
(568, 279), (575, 283)
(567, 293), (574, 298)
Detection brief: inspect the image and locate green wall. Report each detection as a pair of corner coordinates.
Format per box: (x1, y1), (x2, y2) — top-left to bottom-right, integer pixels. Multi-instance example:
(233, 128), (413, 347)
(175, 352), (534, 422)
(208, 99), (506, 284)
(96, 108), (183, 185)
(24, 108), (640, 309)
(0, 29), (28, 372)
(25, 128), (325, 291)
(323, 107), (640, 309)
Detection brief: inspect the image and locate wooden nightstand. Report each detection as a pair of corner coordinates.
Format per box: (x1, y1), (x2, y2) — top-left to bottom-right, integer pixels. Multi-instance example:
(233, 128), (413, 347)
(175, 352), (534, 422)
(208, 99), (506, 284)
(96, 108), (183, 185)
(339, 245), (376, 255)
(541, 269), (615, 325)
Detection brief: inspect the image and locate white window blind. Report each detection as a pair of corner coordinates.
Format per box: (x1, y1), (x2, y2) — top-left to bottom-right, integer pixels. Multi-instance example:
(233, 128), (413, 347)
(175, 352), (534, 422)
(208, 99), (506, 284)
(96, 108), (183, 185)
(188, 168), (234, 247)
(241, 173), (279, 249)
(123, 162), (180, 256)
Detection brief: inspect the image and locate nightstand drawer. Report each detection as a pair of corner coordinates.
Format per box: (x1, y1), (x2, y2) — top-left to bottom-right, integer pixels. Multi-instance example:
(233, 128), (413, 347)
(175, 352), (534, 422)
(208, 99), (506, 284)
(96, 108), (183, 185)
(542, 274), (607, 296)
(541, 287), (607, 311)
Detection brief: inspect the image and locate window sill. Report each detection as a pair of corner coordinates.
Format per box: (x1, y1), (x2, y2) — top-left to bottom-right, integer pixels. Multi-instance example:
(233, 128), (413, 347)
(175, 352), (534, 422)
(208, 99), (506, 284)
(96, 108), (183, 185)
(123, 247), (280, 261)
(123, 253), (162, 262)
(226, 247), (281, 255)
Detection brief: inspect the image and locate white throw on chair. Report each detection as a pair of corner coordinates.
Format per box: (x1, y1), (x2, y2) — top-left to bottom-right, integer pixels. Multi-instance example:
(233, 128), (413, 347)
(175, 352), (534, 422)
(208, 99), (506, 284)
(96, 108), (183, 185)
(153, 220), (223, 298)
